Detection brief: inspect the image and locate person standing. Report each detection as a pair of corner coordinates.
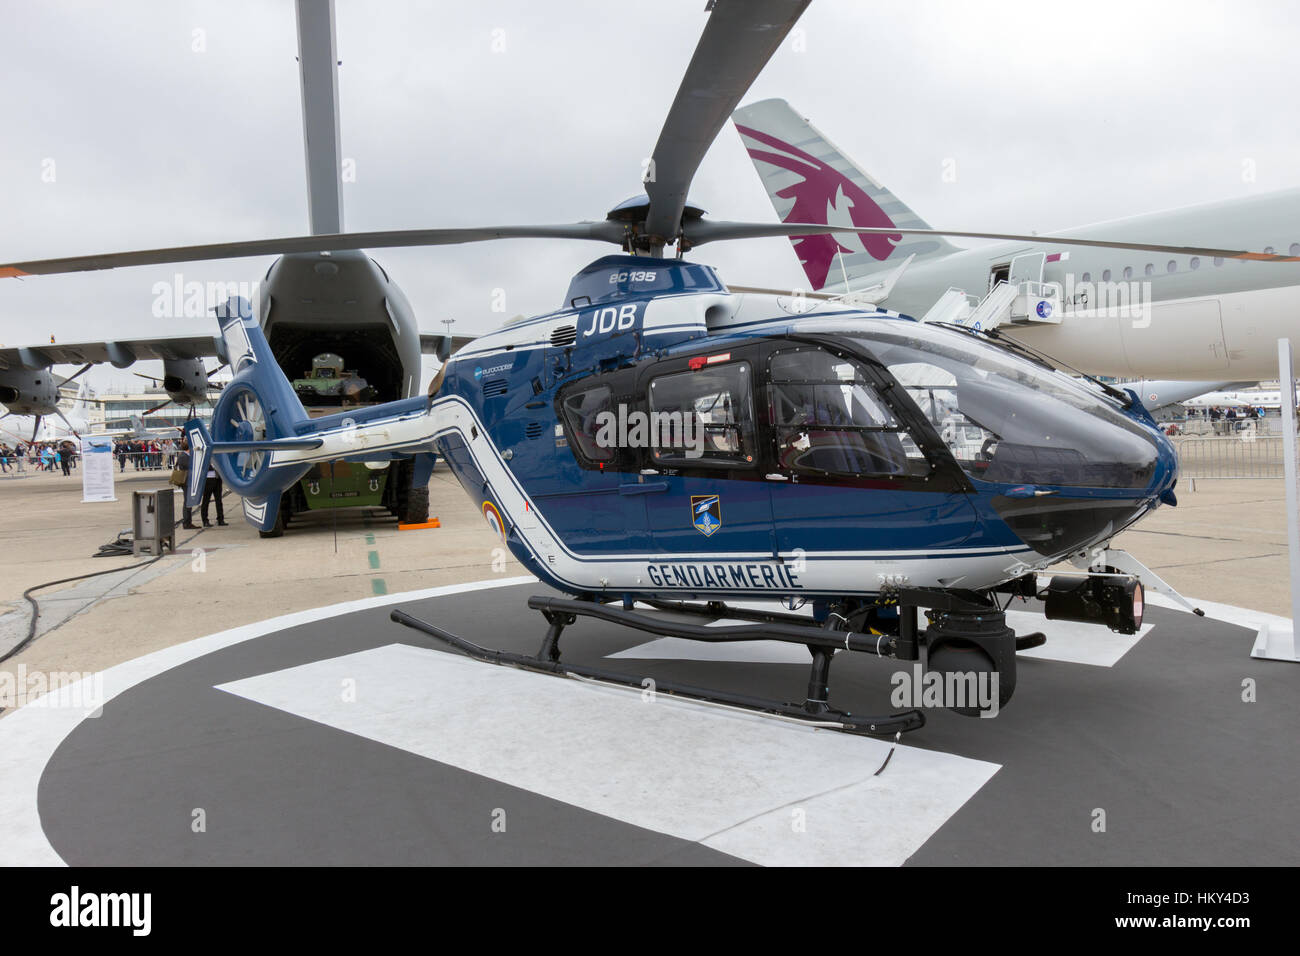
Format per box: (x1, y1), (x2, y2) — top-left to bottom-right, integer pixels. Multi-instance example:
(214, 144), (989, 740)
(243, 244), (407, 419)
(59, 445), (72, 477)
(174, 437), (199, 530)
(201, 461), (226, 527)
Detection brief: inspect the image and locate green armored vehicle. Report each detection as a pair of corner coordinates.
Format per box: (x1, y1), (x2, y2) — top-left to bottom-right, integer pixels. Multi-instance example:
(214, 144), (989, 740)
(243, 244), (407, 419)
(256, 352), (428, 537)
(291, 353), (380, 406)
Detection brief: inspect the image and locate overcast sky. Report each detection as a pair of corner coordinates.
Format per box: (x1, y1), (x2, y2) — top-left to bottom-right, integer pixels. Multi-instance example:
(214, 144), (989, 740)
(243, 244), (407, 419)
(1, 0), (1297, 394)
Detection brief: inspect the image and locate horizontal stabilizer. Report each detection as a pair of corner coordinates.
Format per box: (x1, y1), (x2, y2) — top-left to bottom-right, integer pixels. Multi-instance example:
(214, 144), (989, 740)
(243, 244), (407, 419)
(211, 438), (324, 453)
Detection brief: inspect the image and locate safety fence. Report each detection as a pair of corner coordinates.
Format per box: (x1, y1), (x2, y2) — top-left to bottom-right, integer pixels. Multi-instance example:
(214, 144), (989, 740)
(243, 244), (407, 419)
(1160, 416), (1283, 438)
(1174, 435), (1290, 479)
(0, 450), (177, 476)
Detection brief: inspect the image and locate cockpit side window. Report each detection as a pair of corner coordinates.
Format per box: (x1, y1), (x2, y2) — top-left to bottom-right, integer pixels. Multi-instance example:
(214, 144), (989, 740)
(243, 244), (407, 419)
(559, 383), (616, 465)
(855, 324), (1160, 489)
(889, 362), (999, 478)
(768, 347), (930, 479)
(647, 362), (757, 469)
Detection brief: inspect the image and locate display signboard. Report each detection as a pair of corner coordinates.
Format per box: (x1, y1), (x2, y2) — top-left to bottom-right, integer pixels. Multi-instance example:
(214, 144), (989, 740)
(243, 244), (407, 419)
(80, 435), (117, 503)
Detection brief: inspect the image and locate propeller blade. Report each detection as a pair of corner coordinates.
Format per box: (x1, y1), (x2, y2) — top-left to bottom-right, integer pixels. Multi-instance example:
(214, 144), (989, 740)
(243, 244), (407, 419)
(641, 0), (812, 250)
(54, 409), (80, 437)
(142, 399), (173, 416)
(56, 362), (95, 386)
(205, 362), (228, 379)
(682, 220), (1300, 262)
(0, 222), (627, 278)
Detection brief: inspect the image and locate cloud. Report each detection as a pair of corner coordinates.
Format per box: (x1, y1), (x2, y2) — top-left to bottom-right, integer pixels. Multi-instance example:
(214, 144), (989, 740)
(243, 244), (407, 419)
(2, 0), (1297, 396)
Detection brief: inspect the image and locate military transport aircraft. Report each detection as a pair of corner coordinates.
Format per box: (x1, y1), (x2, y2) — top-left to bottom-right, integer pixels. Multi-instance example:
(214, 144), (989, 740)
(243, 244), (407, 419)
(0, 0), (468, 533)
(732, 98), (1300, 381)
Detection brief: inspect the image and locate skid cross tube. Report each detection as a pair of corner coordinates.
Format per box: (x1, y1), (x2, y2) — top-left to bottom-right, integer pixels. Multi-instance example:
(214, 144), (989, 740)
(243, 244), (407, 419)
(525, 596), (896, 655)
(390, 603), (924, 737)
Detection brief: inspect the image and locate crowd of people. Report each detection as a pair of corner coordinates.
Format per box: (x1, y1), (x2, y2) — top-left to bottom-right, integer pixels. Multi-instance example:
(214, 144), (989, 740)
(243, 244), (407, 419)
(113, 438), (177, 472)
(0, 436), (183, 476)
(0, 440), (79, 475)
(1188, 405), (1269, 422)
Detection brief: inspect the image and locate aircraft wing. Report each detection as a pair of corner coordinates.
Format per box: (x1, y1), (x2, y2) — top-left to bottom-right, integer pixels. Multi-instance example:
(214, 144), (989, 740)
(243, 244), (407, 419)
(1132, 380), (1254, 410)
(0, 334), (226, 370)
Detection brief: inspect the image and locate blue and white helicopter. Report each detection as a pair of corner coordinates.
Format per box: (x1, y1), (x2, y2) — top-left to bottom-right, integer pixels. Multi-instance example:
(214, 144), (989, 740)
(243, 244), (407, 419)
(187, 244), (1186, 732)
(172, 0), (1251, 734)
(39, 0), (1261, 732)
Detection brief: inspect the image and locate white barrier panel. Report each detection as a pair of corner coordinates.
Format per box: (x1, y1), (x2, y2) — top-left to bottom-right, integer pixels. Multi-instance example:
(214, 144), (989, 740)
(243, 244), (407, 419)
(79, 435), (116, 503)
(1251, 338), (1300, 661)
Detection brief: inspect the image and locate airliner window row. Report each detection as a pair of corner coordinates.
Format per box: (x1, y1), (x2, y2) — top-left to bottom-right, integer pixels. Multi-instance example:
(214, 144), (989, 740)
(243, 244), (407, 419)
(1081, 242), (1300, 283)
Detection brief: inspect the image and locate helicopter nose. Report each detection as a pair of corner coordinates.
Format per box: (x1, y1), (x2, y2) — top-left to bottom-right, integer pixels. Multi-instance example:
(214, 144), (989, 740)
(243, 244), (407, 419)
(988, 418), (1180, 563)
(1151, 427), (1180, 504)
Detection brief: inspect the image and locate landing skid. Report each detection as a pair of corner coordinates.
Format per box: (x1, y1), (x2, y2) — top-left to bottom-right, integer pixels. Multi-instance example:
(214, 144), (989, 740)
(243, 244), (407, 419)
(391, 596), (926, 737)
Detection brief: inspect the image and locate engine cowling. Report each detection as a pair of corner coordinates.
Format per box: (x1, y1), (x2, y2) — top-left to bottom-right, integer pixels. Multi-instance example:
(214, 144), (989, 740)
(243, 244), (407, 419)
(0, 368), (59, 417)
(161, 358), (209, 407)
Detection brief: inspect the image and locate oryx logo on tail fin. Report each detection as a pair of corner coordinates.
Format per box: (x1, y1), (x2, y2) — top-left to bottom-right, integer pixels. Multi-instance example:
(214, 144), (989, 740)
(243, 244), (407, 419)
(734, 121), (901, 288)
(733, 99), (957, 291)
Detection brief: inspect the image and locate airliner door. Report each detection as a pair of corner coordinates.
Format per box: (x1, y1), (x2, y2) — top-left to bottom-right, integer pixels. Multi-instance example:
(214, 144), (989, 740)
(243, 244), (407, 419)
(1009, 251), (1046, 286)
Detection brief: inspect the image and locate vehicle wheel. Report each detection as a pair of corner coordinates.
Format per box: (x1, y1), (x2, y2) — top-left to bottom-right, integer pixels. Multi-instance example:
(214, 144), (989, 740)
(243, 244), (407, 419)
(258, 499), (289, 538)
(389, 459), (411, 520)
(404, 486), (430, 525)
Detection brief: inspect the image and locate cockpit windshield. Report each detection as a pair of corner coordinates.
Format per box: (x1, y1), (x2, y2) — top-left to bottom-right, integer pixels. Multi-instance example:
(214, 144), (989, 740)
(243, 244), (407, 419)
(845, 322), (1162, 490)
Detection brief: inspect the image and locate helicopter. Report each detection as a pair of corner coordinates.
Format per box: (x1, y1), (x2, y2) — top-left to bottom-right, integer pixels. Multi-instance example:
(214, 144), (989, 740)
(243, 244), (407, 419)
(19, 0), (1278, 733)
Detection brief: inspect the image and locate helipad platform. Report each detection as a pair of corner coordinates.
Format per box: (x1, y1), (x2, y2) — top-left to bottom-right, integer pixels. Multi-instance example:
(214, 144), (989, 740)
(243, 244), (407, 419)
(2, 578), (1297, 866)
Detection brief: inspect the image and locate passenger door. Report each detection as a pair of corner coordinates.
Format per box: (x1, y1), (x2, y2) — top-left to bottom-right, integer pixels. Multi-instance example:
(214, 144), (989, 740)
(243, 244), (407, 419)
(640, 346), (776, 558)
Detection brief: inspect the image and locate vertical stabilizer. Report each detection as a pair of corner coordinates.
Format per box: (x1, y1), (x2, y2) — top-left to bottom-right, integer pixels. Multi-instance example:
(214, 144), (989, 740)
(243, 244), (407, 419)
(733, 98), (956, 290)
(296, 0), (344, 235)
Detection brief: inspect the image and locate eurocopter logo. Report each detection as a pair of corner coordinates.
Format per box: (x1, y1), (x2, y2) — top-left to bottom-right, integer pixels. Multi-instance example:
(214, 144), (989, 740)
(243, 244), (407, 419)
(474, 363), (510, 381)
(736, 123), (902, 288)
(691, 495), (721, 536)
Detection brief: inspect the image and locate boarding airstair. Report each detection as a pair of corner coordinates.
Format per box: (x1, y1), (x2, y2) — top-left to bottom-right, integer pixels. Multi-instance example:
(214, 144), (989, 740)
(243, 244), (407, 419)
(921, 288), (977, 325)
(922, 277), (1061, 332)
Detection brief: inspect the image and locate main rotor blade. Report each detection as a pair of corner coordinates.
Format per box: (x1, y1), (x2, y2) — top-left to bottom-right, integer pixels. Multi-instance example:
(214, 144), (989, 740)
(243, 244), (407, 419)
(6, 216), (1295, 282)
(0, 222), (628, 277)
(683, 220), (1300, 262)
(642, 0), (812, 247)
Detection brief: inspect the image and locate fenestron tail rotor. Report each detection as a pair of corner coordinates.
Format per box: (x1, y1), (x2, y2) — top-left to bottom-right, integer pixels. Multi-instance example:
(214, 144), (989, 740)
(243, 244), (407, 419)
(227, 388), (269, 482)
